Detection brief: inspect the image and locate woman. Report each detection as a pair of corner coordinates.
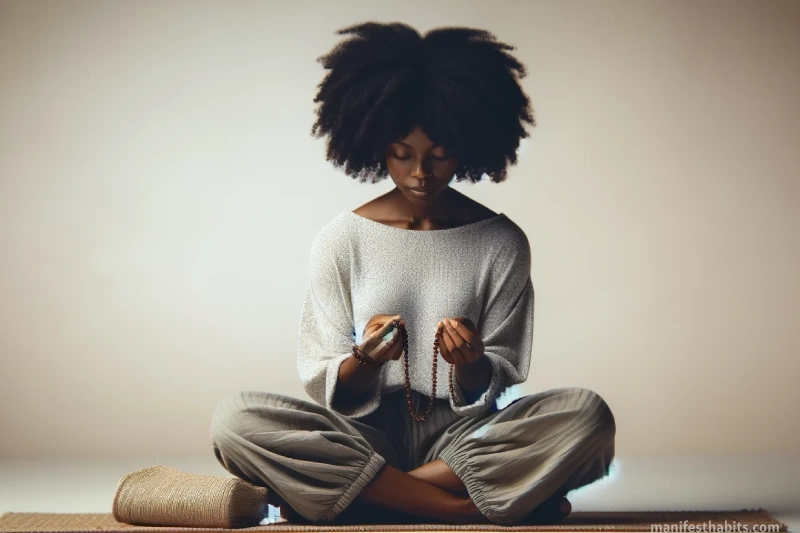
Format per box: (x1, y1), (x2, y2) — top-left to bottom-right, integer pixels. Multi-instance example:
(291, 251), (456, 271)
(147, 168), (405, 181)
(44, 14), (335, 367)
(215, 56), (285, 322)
(211, 21), (616, 526)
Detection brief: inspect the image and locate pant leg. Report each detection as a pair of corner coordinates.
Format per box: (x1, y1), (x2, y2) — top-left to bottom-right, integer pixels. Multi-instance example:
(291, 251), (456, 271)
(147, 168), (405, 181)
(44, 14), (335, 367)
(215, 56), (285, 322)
(210, 390), (402, 524)
(425, 386), (616, 526)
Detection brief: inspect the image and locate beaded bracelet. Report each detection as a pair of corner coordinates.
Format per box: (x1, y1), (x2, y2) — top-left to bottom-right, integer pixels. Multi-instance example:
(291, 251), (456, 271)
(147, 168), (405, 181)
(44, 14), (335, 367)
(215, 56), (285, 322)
(352, 344), (385, 368)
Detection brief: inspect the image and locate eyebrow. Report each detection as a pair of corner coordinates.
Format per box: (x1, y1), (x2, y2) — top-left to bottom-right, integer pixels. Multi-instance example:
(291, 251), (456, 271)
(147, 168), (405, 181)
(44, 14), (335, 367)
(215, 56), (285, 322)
(394, 141), (444, 149)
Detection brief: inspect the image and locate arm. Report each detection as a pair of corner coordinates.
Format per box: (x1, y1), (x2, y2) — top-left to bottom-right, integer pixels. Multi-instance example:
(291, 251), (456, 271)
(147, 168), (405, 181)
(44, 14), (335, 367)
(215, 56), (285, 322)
(334, 354), (382, 406)
(454, 355), (492, 404)
(296, 231), (383, 418)
(449, 233), (534, 417)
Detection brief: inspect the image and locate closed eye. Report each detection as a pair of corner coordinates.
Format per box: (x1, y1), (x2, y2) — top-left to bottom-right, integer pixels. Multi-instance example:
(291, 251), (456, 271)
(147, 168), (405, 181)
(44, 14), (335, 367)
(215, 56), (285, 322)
(396, 155), (450, 161)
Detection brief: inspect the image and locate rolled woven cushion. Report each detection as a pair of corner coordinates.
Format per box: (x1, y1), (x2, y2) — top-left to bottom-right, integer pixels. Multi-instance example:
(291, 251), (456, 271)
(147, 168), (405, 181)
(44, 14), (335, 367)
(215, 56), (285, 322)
(112, 465), (269, 528)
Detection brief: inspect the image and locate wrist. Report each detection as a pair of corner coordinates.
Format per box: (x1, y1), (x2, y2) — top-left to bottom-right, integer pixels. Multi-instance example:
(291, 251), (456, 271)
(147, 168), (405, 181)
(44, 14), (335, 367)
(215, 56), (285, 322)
(454, 353), (490, 393)
(352, 345), (385, 368)
(455, 352), (487, 371)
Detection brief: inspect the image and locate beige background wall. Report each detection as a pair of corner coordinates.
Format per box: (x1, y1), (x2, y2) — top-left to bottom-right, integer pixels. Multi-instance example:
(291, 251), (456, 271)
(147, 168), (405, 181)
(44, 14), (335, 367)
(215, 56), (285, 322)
(1, 0), (798, 459)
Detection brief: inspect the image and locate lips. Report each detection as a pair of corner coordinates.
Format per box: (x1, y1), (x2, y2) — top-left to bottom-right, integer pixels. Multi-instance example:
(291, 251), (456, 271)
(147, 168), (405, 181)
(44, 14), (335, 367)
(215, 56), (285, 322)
(409, 185), (434, 192)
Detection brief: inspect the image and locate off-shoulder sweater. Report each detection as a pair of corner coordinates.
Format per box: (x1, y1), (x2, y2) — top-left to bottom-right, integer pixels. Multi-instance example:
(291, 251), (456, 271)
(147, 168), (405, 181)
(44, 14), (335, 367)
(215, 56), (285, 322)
(296, 210), (534, 419)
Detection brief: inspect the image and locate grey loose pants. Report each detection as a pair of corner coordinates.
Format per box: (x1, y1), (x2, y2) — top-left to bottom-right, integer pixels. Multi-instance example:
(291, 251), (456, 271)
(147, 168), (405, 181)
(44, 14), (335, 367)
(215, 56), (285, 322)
(210, 386), (616, 526)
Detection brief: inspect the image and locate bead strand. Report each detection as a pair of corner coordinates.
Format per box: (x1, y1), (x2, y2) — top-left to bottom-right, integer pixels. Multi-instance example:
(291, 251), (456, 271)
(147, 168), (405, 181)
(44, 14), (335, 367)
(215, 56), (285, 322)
(397, 320), (450, 422)
(352, 345), (384, 368)
(352, 320), (453, 422)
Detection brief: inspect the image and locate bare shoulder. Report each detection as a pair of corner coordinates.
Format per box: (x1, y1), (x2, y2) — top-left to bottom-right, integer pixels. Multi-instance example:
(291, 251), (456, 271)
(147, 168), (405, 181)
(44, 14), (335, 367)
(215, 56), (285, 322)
(352, 189), (498, 225)
(350, 201), (380, 220)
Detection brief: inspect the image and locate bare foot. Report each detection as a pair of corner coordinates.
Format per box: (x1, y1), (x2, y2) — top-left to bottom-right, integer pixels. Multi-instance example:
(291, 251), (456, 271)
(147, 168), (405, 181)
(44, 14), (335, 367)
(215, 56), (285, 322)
(522, 493), (571, 524)
(267, 492), (311, 524)
(278, 503), (311, 524)
(559, 496), (572, 517)
(275, 493), (570, 525)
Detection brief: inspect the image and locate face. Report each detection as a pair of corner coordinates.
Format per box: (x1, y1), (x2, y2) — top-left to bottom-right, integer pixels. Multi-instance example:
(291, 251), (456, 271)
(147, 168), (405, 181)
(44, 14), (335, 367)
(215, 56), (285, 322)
(385, 125), (459, 203)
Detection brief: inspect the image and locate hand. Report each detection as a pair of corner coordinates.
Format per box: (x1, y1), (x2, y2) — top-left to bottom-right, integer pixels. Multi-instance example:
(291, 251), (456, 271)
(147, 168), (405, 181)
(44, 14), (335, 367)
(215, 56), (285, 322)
(357, 314), (406, 364)
(437, 316), (485, 366)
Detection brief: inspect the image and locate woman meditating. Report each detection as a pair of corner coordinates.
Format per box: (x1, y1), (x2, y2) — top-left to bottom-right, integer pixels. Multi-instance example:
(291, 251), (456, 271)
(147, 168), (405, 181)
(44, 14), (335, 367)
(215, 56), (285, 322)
(210, 21), (616, 526)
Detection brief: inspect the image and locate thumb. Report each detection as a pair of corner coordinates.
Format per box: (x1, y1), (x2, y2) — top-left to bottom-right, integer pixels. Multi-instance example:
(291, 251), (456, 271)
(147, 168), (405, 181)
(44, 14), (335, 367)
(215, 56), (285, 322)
(362, 315), (401, 347)
(377, 315), (401, 339)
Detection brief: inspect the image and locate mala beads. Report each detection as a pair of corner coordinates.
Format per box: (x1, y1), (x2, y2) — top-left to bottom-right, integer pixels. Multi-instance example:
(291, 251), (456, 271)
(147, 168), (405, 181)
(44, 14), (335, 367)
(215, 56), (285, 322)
(351, 320), (453, 422)
(352, 345), (385, 368)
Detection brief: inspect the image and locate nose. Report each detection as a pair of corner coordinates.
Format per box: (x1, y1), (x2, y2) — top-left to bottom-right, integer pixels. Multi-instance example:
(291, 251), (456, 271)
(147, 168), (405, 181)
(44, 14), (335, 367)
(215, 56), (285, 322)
(411, 158), (432, 179)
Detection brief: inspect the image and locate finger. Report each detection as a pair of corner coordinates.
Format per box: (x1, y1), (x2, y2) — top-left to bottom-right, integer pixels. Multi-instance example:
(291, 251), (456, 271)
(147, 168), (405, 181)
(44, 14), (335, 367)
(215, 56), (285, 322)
(381, 316), (401, 334)
(440, 349), (454, 365)
(383, 319), (405, 334)
(386, 336), (405, 361)
(371, 326), (401, 359)
(367, 314), (400, 332)
(436, 321), (455, 364)
(441, 327), (466, 365)
(363, 326), (380, 340)
(380, 322), (399, 340)
(366, 319), (399, 348)
(447, 317), (483, 358)
(443, 318), (470, 358)
(360, 329), (385, 353)
(365, 315), (388, 333)
(370, 315), (404, 332)
(448, 333), (468, 364)
(439, 341), (455, 364)
(454, 316), (477, 330)
(446, 317), (475, 345)
(377, 313), (401, 324)
(363, 319), (385, 339)
(378, 316), (403, 345)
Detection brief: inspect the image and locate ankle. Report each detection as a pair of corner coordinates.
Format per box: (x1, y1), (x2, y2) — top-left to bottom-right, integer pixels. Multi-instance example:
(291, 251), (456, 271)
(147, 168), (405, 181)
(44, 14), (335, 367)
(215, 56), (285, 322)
(455, 496), (490, 524)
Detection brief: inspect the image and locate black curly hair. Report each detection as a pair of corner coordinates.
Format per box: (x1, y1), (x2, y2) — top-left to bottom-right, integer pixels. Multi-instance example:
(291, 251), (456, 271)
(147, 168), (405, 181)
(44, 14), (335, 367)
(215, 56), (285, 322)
(311, 21), (536, 184)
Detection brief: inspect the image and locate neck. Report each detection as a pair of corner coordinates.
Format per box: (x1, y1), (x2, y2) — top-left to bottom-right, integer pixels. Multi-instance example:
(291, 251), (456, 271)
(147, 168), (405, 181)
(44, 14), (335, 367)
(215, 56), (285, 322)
(388, 186), (461, 224)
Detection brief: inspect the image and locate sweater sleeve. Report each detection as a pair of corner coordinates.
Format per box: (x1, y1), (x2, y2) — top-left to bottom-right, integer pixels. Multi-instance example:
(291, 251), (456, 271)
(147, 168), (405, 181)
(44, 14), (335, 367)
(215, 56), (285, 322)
(296, 230), (383, 419)
(449, 232), (534, 417)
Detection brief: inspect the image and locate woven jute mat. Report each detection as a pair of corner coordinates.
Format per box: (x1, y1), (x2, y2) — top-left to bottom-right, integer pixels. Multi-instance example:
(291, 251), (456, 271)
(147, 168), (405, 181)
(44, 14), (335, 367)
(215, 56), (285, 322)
(0, 509), (789, 532)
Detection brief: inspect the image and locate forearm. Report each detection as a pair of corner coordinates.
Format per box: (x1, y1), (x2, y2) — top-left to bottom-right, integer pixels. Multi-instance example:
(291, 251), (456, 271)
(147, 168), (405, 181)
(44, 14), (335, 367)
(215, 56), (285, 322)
(454, 354), (492, 401)
(334, 353), (381, 405)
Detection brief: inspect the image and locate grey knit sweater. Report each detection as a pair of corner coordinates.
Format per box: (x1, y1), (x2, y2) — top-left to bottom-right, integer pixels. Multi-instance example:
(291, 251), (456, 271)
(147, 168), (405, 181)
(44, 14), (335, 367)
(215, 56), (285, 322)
(296, 210), (534, 419)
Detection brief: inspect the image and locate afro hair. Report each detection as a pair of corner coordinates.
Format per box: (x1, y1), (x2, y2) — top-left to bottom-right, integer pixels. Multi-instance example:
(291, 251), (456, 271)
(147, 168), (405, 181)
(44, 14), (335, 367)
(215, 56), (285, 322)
(311, 21), (536, 184)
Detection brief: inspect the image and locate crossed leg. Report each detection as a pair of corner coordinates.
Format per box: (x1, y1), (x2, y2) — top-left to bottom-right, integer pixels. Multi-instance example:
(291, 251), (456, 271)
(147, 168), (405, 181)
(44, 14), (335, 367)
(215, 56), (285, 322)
(212, 390), (488, 525)
(213, 388), (611, 525)
(409, 387), (616, 525)
(280, 458), (567, 525)
(407, 458), (572, 520)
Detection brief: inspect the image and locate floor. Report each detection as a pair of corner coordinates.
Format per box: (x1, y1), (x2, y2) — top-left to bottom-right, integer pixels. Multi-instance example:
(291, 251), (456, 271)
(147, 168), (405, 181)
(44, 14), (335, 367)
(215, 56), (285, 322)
(1, 455), (798, 532)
